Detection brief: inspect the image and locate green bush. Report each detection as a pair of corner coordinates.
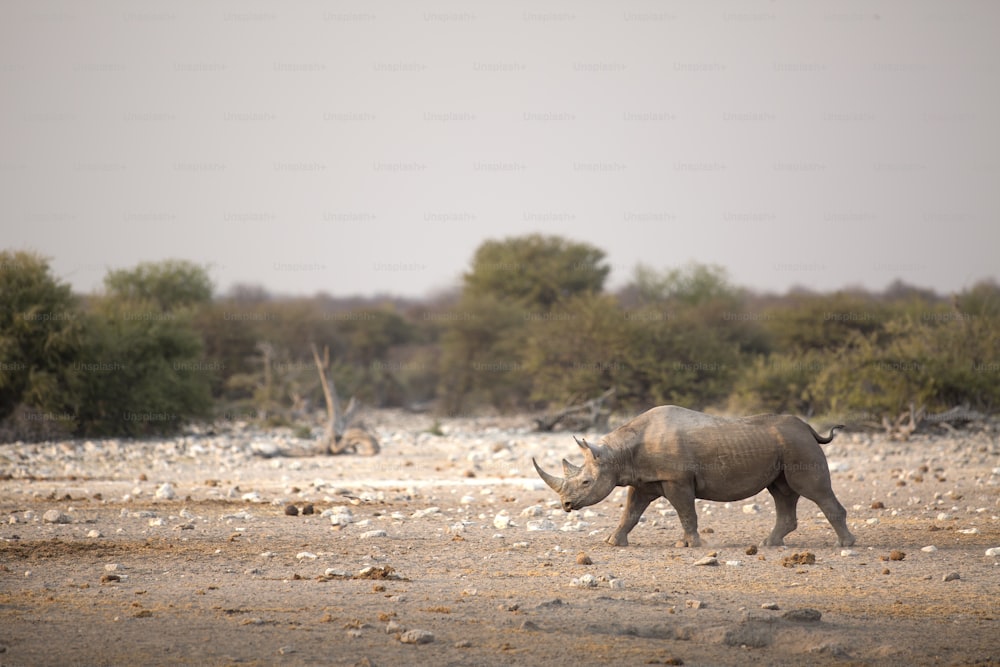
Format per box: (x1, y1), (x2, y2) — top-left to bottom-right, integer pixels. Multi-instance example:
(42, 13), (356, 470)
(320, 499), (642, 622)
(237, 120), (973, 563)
(0, 251), (82, 439)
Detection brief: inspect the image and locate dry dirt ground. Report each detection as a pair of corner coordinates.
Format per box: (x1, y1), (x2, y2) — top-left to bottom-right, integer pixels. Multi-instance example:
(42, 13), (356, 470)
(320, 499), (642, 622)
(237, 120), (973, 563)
(1, 410), (998, 666)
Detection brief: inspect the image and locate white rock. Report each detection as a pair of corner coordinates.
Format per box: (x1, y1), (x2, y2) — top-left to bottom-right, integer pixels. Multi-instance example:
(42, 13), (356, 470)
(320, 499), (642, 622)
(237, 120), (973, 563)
(725, 560), (742, 567)
(42, 509), (71, 524)
(448, 522), (465, 534)
(325, 568), (348, 577)
(412, 507), (441, 519)
(520, 505), (544, 518)
(693, 556), (719, 566)
(526, 519), (556, 532)
(104, 563), (121, 572)
(386, 620), (404, 634)
(560, 521), (588, 532)
(296, 551), (318, 560)
(921, 545), (938, 553)
(743, 504), (760, 514)
(241, 491), (263, 503)
(148, 517), (165, 526)
(493, 512), (512, 529)
(155, 483), (176, 500)
(840, 550), (858, 557)
(958, 527), (979, 535)
(866, 518), (879, 525)
(360, 529), (387, 539)
(460, 495), (476, 505)
(399, 629), (434, 644)
(571, 574), (598, 588)
(937, 512), (952, 521)
(828, 461), (850, 473)
(87, 529), (102, 538)
(985, 547), (1000, 557)
(328, 507), (355, 526)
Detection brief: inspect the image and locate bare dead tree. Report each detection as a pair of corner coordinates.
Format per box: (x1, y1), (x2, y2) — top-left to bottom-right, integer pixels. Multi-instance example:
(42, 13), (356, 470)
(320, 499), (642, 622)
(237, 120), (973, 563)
(310, 343), (379, 455)
(534, 387), (616, 432)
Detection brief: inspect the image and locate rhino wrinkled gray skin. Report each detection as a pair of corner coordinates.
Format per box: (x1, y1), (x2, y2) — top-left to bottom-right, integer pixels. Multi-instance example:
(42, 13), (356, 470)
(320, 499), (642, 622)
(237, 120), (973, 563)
(532, 405), (856, 548)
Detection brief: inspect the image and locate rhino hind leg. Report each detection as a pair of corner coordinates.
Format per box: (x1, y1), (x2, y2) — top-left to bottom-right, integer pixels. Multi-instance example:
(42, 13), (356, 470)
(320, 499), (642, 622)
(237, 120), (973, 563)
(785, 465), (856, 547)
(763, 475), (800, 546)
(607, 485), (659, 547)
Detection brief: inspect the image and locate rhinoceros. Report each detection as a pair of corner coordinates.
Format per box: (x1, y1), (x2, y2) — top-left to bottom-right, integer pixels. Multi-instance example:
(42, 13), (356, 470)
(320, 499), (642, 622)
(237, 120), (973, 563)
(532, 405), (856, 548)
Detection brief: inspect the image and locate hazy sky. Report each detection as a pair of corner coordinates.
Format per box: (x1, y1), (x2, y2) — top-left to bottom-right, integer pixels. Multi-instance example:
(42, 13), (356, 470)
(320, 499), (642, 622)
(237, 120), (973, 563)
(2, 1), (998, 299)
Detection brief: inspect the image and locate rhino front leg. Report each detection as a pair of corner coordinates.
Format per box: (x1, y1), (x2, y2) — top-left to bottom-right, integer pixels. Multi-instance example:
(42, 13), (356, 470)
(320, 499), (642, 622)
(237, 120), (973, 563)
(661, 482), (700, 547)
(607, 485), (659, 547)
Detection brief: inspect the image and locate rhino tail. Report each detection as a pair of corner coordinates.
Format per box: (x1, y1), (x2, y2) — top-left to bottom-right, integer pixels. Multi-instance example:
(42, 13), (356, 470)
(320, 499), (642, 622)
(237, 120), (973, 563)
(812, 424), (845, 445)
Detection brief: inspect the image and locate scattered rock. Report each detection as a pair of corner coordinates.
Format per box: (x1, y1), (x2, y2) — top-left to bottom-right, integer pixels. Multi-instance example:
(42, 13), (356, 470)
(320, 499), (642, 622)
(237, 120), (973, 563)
(685, 599), (704, 609)
(296, 552), (317, 560)
(100, 574), (120, 584)
(385, 621), (404, 634)
(942, 572), (961, 582)
(745, 545), (758, 556)
(840, 550), (858, 557)
(693, 556), (718, 567)
(920, 545), (938, 553)
(520, 620), (539, 631)
(985, 547), (1000, 557)
(360, 530), (388, 539)
(743, 504), (760, 514)
(87, 529), (102, 538)
(761, 602), (779, 610)
(301, 503), (314, 515)
(493, 512), (512, 529)
(155, 483), (176, 500)
(571, 574), (598, 588)
(576, 552), (593, 565)
(783, 608), (822, 623)
(284, 504), (299, 516)
(399, 629), (434, 644)
(871, 501), (885, 509)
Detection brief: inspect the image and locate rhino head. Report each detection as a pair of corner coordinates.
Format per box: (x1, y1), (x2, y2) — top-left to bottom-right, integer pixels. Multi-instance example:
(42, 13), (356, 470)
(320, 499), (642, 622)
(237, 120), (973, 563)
(532, 436), (618, 512)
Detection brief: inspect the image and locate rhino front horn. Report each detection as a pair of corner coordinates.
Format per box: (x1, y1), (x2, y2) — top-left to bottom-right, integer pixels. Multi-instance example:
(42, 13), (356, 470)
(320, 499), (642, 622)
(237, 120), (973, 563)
(532, 458), (564, 492)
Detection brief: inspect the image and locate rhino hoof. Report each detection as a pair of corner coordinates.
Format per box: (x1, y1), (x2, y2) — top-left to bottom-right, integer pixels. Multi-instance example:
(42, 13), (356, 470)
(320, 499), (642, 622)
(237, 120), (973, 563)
(606, 535), (628, 547)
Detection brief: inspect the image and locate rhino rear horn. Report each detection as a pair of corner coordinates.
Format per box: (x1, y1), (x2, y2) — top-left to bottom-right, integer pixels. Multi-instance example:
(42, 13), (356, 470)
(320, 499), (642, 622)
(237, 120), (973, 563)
(561, 458), (582, 477)
(533, 458), (564, 492)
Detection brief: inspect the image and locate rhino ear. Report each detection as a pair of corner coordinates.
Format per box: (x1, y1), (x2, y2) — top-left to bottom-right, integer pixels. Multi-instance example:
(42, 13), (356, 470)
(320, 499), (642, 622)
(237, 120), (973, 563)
(574, 436), (600, 460)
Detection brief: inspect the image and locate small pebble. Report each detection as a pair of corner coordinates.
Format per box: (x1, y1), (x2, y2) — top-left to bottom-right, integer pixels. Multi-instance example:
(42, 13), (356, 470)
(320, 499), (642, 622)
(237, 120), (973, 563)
(889, 550), (906, 561)
(296, 552), (317, 560)
(571, 574), (598, 588)
(942, 572), (961, 582)
(920, 546), (938, 553)
(576, 552), (593, 565)
(985, 547), (1000, 557)
(284, 504), (299, 516)
(301, 503), (314, 515)
(360, 529), (387, 539)
(685, 599), (704, 609)
(745, 545), (758, 555)
(155, 483), (176, 500)
(693, 556), (718, 567)
(761, 602), (779, 610)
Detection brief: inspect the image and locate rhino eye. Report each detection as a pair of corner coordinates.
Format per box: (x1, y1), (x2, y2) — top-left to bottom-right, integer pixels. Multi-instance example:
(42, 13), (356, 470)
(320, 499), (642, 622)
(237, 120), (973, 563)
(581, 479), (591, 486)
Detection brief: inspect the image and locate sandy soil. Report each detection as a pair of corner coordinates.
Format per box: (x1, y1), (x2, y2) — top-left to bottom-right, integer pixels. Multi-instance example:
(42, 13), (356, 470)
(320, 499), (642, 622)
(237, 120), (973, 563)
(1, 410), (998, 666)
